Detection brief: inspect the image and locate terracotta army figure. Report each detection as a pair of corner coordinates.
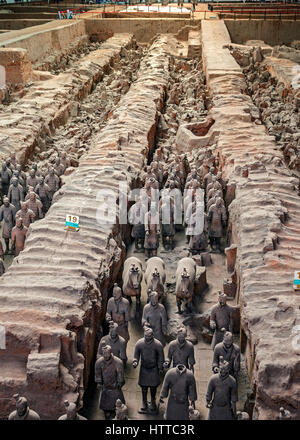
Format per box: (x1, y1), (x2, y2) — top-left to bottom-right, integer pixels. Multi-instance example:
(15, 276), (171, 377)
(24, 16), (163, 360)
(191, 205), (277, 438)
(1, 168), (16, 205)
(106, 284), (130, 344)
(160, 195), (175, 251)
(164, 327), (195, 372)
(133, 326), (165, 414)
(45, 166), (60, 200)
(0, 197), (15, 254)
(95, 344), (125, 420)
(5, 158), (15, 173)
(206, 357), (238, 420)
(25, 192), (43, 220)
(206, 176), (222, 197)
(97, 321), (127, 367)
(16, 164), (26, 191)
(8, 394), (40, 420)
(159, 364), (197, 420)
(54, 157), (65, 177)
(12, 169), (25, 192)
(8, 177), (24, 211)
(113, 399), (129, 420)
(150, 161), (163, 188)
(208, 197), (227, 252)
(16, 202), (35, 228)
(60, 152), (70, 173)
(144, 165), (157, 183)
(144, 205), (160, 259)
(10, 152), (18, 169)
(26, 169), (39, 192)
(30, 163), (40, 177)
(58, 400), (87, 420)
(35, 176), (51, 214)
(128, 197), (147, 252)
(203, 166), (215, 189)
(11, 217), (27, 257)
(142, 291), (167, 346)
(212, 331), (240, 381)
(210, 292), (233, 349)
(0, 162), (12, 196)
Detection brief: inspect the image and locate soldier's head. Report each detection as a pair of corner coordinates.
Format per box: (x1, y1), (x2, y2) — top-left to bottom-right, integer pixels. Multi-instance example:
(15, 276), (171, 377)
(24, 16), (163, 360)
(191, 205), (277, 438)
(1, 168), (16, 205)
(3, 197), (9, 207)
(29, 192), (36, 202)
(31, 163), (37, 171)
(16, 217), (23, 228)
(149, 291), (159, 306)
(13, 394), (28, 417)
(39, 176), (44, 185)
(216, 197), (222, 208)
(177, 326), (187, 344)
(55, 157), (60, 166)
(223, 331), (233, 348)
(219, 357), (230, 378)
(113, 283), (122, 301)
(64, 400), (77, 420)
(6, 159), (11, 167)
(29, 169), (35, 178)
(217, 171), (222, 179)
(20, 202), (27, 212)
(115, 399), (128, 420)
(12, 177), (18, 187)
(16, 164), (21, 172)
(102, 344), (112, 361)
(218, 292), (227, 306)
(109, 322), (118, 339)
(144, 326), (154, 343)
(49, 167), (55, 175)
(211, 175), (217, 183)
(210, 167), (215, 174)
(13, 170), (20, 179)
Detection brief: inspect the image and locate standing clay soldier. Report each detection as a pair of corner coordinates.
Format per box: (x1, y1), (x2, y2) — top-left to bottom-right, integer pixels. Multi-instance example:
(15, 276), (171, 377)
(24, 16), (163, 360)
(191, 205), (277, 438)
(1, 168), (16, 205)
(60, 152), (70, 173)
(133, 326), (165, 414)
(128, 197), (147, 252)
(144, 205), (160, 259)
(142, 291), (167, 346)
(54, 157), (65, 177)
(26, 169), (39, 192)
(45, 167), (60, 200)
(16, 164), (26, 191)
(10, 152), (18, 169)
(25, 192), (43, 220)
(97, 321), (127, 367)
(13, 170), (25, 193)
(11, 217), (27, 257)
(16, 202), (35, 228)
(0, 197), (15, 254)
(58, 401), (87, 420)
(8, 394), (40, 420)
(95, 345), (125, 420)
(206, 358), (238, 420)
(164, 327), (195, 372)
(113, 399), (128, 420)
(160, 195), (175, 251)
(35, 176), (51, 214)
(8, 177), (23, 211)
(203, 166), (215, 189)
(210, 292), (233, 350)
(0, 162), (12, 196)
(208, 197), (227, 252)
(106, 284), (130, 344)
(159, 364), (197, 420)
(212, 331), (240, 381)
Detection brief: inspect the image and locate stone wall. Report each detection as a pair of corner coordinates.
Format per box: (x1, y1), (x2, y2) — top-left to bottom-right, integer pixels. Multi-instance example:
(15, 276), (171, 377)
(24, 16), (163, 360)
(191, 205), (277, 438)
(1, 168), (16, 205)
(201, 20), (300, 420)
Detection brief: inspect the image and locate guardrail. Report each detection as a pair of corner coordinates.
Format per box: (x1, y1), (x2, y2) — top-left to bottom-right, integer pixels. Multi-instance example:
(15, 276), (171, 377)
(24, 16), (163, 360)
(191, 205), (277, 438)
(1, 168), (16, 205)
(216, 7), (300, 19)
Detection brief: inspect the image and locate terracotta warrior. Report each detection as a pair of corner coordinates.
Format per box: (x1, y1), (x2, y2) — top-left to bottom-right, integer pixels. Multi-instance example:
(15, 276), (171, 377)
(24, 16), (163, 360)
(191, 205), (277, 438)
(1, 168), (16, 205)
(106, 284), (130, 343)
(60, 152), (70, 173)
(97, 321), (127, 368)
(12, 169), (25, 191)
(144, 205), (160, 259)
(160, 195), (175, 251)
(54, 157), (65, 177)
(8, 177), (24, 211)
(113, 399), (128, 420)
(128, 197), (147, 251)
(133, 326), (165, 414)
(0, 197), (15, 253)
(8, 394), (40, 420)
(58, 400), (87, 420)
(16, 164), (26, 190)
(95, 344), (125, 420)
(26, 169), (39, 192)
(210, 292), (233, 349)
(208, 197), (227, 252)
(164, 327), (195, 372)
(203, 166), (215, 189)
(212, 331), (240, 381)
(16, 202), (35, 228)
(30, 163), (41, 177)
(45, 166), (60, 200)
(0, 162), (12, 196)
(206, 357), (238, 420)
(142, 291), (167, 346)
(35, 176), (51, 214)
(25, 191), (43, 220)
(11, 217), (27, 257)
(159, 364), (197, 420)
(10, 152), (18, 169)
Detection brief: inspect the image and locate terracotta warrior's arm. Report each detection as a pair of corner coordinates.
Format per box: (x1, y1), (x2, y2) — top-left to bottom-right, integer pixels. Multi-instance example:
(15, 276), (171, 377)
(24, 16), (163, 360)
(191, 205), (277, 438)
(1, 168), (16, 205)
(159, 372), (170, 402)
(164, 343), (173, 369)
(206, 377), (214, 408)
(210, 307), (217, 330)
(212, 347), (219, 373)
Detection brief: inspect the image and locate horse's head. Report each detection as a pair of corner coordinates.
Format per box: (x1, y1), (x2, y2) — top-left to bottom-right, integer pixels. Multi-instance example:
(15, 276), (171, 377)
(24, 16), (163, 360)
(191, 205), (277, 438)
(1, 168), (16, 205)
(151, 267), (160, 290)
(129, 264), (140, 289)
(180, 268), (190, 295)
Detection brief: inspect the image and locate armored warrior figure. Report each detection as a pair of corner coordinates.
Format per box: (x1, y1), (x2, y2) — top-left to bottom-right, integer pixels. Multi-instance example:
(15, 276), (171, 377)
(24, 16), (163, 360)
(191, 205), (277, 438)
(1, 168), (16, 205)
(203, 166), (215, 189)
(0, 162), (12, 196)
(58, 401), (87, 420)
(159, 364), (197, 420)
(97, 321), (127, 367)
(142, 291), (167, 346)
(45, 166), (60, 200)
(26, 169), (39, 192)
(164, 327), (195, 372)
(106, 284), (130, 343)
(212, 331), (240, 381)
(35, 176), (51, 214)
(144, 205), (160, 259)
(11, 217), (27, 257)
(210, 292), (233, 349)
(16, 202), (35, 228)
(25, 192), (43, 220)
(8, 394), (40, 420)
(0, 197), (15, 254)
(95, 345), (125, 420)
(128, 197), (147, 252)
(133, 327), (164, 414)
(206, 358), (238, 420)
(8, 177), (24, 211)
(208, 197), (227, 252)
